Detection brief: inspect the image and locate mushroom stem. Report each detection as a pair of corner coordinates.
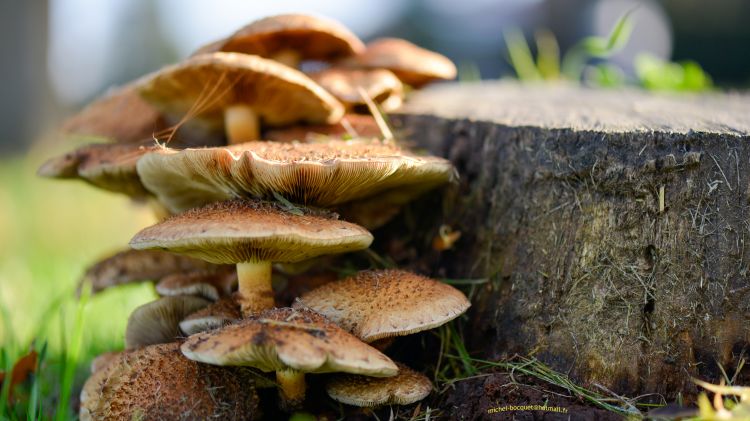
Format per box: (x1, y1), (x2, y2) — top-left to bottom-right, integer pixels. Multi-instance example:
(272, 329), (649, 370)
(147, 198), (171, 221)
(236, 261), (274, 316)
(271, 49), (302, 68)
(276, 369), (306, 410)
(224, 105), (260, 144)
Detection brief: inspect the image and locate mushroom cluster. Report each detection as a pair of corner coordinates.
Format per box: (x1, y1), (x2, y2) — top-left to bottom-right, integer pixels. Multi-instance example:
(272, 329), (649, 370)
(39, 13), (468, 419)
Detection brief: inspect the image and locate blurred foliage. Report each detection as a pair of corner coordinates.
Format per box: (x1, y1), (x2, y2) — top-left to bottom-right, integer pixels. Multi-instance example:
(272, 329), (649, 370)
(505, 10), (713, 92)
(694, 378), (750, 421)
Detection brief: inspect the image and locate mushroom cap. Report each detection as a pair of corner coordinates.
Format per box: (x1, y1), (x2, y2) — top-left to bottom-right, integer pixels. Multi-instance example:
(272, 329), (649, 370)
(295, 269), (470, 342)
(81, 249), (219, 294)
(61, 84), (165, 144)
(181, 307), (398, 376)
(129, 199), (373, 265)
(326, 362), (432, 407)
(309, 68), (403, 111)
(156, 269), (237, 301)
(38, 142), (155, 197)
(84, 342), (262, 420)
(125, 296), (211, 349)
(348, 38), (457, 87)
(196, 14), (364, 62)
(179, 294), (242, 335)
(90, 351), (122, 374)
(134, 52), (344, 131)
(136, 138), (455, 213)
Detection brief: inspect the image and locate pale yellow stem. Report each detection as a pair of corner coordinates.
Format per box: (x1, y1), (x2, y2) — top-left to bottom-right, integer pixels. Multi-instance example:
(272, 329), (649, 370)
(224, 105), (260, 144)
(276, 369), (306, 410)
(272, 49), (302, 68)
(236, 261), (274, 316)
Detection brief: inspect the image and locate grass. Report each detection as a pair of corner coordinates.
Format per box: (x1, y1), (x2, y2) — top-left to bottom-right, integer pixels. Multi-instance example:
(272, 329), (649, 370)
(0, 138), (157, 419)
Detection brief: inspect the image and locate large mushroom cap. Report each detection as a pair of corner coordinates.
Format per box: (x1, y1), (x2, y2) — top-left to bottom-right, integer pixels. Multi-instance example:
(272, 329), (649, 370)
(295, 269), (470, 342)
(181, 307), (398, 376)
(326, 362), (432, 407)
(348, 38), (457, 87)
(310, 68), (404, 111)
(129, 199), (373, 265)
(196, 14), (364, 62)
(125, 296), (211, 349)
(80, 249), (219, 294)
(83, 342), (262, 420)
(134, 52), (344, 131)
(136, 138), (455, 213)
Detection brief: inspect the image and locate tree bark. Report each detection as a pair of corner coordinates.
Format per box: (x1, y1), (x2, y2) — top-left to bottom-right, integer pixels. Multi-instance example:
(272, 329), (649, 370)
(387, 81), (750, 399)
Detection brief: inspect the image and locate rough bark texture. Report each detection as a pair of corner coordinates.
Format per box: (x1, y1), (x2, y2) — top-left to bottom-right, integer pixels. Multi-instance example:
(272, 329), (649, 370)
(387, 82), (750, 400)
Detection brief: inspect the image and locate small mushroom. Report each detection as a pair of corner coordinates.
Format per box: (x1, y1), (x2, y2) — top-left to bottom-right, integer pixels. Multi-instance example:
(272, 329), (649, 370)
(295, 269), (470, 342)
(345, 38), (457, 87)
(134, 52), (344, 144)
(179, 294), (242, 335)
(326, 362), (432, 407)
(80, 249), (220, 294)
(194, 14), (364, 68)
(82, 342), (262, 420)
(136, 138), (455, 214)
(130, 200), (373, 316)
(309, 68), (404, 112)
(181, 307), (398, 410)
(156, 269), (237, 301)
(125, 296), (211, 349)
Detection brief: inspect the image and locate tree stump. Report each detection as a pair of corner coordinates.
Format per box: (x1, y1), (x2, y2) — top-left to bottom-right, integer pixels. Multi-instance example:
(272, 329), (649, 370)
(387, 82), (750, 399)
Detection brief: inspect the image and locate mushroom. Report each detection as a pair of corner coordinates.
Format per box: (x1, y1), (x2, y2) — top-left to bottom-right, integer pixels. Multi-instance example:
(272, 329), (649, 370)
(179, 294), (242, 335)
(155, 269), (237, 301)
(80, 249), (220, 294)
(130, 199), (373, 316)
(344, 38), (457, 87)
(309, 68), (404, 113)
(90, 351), (121, 374)
(294, 269), (470, 342)
(124, 296), (211, 349)
(82, 342), (262, 420)
(326, 362), (432, 407)
(135, 138), (455, 214)
(181, 307), (398, 410)
(194, 14), (364, 68)
(37, 142), (156, 198)
(134, 52), (344, 144)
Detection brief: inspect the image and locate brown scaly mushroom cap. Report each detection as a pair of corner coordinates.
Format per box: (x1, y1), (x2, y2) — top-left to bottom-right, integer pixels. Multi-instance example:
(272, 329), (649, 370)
(134, 52), (344, 144)
(179, 294), (242, 335)
(136, 138), (455, 214)
(61, 84), (165, 144)
(90, 351), (122, 374)
(194, 13), (365, 68)
(130, 200), (372, 316)
(326, 362), (432, 407)
(80, 249), (220, 295)
(83, 342), (262, 421)
(156, 269), (237, 301)
(310, 68), (404, 112)
(295, 269), (470, 342)
(346, 37), (457, 87)
(181, 307), (398, 410)
(125, 296), (211, 349)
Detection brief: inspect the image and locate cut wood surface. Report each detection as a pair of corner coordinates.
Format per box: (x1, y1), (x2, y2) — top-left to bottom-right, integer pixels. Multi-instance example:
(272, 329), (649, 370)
(387, 81), (750, 399)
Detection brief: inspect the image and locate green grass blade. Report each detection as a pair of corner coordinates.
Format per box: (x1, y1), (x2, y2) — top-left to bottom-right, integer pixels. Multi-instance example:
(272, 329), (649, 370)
(504, 28), (542, 81)
(54, 284), (90, 421)
(534, 29), (560, 80)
